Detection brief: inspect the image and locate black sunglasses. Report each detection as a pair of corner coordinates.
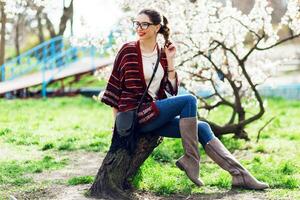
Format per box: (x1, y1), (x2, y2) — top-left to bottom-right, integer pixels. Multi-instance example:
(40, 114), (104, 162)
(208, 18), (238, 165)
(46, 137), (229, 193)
(132, 21), (155, 30)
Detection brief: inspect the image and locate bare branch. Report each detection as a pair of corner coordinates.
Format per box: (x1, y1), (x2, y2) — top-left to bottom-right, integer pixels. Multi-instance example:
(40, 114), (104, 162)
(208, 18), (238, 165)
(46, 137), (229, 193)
(228, 109), (236, 124)
(212, 40), (241, 62)
(224, 16), (262, 39)
(208, 78), (234, 108)
(202, 101), (233, 111)
(256, 117), (275, 143)
(238, 62), (265, 126)
(256, 33), (300, 51)
(177, 51), (202, 67)
(241, 33), (265, 62)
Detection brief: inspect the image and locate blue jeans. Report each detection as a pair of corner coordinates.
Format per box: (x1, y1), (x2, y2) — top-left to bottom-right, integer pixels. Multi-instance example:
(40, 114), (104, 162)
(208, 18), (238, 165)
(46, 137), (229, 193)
(139, 94), (215, 148)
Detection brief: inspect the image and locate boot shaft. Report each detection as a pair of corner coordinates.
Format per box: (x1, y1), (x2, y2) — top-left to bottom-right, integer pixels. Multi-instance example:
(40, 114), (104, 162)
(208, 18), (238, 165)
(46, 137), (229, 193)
(204, 137), (269, 190)
(179, 117), (200, 160)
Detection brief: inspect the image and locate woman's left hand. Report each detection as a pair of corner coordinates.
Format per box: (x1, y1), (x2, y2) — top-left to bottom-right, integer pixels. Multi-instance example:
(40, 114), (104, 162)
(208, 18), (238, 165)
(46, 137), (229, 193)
(165, 42), (176, 61)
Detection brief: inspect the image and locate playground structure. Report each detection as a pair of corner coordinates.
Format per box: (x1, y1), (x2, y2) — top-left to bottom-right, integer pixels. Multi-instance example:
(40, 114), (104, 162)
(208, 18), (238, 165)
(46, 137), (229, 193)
(0, 36), (113, 98)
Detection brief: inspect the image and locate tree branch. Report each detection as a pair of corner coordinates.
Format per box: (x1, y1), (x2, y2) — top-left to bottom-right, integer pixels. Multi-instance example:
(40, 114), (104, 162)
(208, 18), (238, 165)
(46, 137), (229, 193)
(224, 16), (262, 39)
(238, 62), (265, 127)
(241, 33), (265, 63)
(256, 117), (275, 143)
(256, 33), (300, 51)
(212, 40), (241, 62)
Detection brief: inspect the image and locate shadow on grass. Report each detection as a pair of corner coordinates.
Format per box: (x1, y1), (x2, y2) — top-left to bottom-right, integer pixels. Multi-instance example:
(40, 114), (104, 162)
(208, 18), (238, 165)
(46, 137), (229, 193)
(156, 188), (267, 200)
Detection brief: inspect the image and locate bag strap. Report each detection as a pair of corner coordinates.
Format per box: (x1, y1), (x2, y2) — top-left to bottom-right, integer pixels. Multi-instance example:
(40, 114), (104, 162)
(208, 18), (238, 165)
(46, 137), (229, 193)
(136, 47), (161, 113)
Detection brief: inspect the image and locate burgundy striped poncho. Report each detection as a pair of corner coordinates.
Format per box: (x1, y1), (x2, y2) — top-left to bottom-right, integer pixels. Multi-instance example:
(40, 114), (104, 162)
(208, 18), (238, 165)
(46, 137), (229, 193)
(101, 40), (179, 125)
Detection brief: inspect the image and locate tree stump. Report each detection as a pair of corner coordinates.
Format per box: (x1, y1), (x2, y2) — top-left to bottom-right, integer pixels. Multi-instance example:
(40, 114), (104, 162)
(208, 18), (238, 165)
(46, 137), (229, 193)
(89, 131), (162, 200)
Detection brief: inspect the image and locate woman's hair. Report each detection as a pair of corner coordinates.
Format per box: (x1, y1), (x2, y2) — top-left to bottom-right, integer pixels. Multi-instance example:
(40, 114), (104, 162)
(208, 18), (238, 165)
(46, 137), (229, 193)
(138, 9), (170, 47)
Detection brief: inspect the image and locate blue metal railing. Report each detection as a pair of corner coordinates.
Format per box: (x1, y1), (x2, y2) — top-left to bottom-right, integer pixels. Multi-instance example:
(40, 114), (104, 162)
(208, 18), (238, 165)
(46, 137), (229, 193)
(258, 84), (300, 100)
(0, 31), (116, 98)
(41, 46), (97, 97)
(0, 36), (64, 81)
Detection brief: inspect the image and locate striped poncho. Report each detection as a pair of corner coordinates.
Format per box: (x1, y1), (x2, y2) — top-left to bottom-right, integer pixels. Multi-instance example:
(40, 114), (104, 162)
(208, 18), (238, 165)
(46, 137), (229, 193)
(101, 40), (179, 125)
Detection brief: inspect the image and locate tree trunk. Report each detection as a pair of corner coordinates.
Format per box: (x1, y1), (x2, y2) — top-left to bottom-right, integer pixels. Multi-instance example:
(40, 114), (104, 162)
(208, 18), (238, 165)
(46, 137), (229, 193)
(89, 131), (162, 200)
(0, 1), (6, 81)
(58, 0), (73, 36)
(15, 14), (21, 64)
(44, 14), (56, 38)
(42, 0), (73, 39)
(36, 9), (45, 43)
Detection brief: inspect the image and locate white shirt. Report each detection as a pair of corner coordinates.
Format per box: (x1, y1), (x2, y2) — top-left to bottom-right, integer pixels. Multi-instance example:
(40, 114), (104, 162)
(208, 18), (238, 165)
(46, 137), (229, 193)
(142, 48), (176, 100)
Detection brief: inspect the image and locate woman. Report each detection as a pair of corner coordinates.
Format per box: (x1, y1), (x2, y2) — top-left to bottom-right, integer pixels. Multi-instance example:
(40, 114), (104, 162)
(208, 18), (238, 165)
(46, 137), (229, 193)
(101, 8), (269, 190)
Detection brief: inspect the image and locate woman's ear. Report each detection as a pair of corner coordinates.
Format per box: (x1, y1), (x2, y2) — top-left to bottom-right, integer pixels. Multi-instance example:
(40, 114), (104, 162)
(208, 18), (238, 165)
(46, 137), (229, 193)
(156, 24), (161, 33)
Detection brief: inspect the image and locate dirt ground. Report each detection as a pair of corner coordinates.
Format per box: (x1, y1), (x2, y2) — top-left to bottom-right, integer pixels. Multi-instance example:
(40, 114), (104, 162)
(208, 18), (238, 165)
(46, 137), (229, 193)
(6, 150), (272, 200)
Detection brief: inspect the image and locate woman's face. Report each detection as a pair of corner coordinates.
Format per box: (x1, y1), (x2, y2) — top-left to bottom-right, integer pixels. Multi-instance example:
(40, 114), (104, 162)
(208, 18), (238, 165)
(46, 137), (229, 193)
(134, 14), (161, 41)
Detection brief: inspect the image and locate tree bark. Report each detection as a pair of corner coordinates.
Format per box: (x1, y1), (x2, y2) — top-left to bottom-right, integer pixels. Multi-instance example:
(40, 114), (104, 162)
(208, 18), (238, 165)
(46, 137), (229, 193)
(44, 14), (56, 38)
(89, 131), (162, 200)
(15, 14), (22, 64)
(58, 0), (73, 36)
(42, 0), (73, 38)
(36, 8), (45, 43)
(0, 1), (6, 81)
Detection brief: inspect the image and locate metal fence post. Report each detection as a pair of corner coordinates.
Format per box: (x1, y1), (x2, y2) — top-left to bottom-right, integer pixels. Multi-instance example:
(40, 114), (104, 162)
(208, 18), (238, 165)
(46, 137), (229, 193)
(1, 64), (5, 81)
(90, 46), (95, 71)
(42, 63), (47, 98)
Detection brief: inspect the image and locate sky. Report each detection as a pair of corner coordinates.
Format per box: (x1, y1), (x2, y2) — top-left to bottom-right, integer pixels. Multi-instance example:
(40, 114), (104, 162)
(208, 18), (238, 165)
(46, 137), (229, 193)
(73, 0), (123, 37)
(48, 0), (123, 38)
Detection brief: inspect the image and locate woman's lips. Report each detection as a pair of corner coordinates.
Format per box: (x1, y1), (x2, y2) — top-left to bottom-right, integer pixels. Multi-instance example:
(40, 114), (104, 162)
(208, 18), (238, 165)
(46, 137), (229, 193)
(138, 32), (146, 36)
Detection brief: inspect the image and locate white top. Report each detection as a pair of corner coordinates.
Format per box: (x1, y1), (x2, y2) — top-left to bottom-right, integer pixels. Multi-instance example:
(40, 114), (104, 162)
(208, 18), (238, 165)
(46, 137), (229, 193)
(142, 48), (176, 100)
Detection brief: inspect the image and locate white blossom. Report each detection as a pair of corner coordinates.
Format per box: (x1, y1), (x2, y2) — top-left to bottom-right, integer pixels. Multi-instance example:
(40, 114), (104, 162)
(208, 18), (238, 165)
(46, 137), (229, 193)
(80, 0), (300, 106)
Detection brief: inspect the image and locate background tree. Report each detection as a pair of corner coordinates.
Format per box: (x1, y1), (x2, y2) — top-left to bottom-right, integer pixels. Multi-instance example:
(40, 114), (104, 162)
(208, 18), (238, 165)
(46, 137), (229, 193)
(89, 0), (300, 199)
(0, 1), (6, 80)
(0, 0), (74, 82)
(106, 0), (300, 139)
(0, 0), (23, 80)
(26, 0), (74, 39)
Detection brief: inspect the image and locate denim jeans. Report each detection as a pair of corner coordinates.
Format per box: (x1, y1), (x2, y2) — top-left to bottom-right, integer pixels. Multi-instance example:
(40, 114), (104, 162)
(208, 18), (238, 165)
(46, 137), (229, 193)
(139, 94), (215, 148)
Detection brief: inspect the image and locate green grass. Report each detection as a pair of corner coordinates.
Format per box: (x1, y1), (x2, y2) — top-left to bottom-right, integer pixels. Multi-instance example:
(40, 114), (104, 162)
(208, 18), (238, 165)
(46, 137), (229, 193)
(67, 176), (94, 185)
(0, 96), (113, 152)
(0, 156), (67, 186)
(134, 96), (300, 196)
(29, 75), (107, 91)
(0, 96), (299, 199)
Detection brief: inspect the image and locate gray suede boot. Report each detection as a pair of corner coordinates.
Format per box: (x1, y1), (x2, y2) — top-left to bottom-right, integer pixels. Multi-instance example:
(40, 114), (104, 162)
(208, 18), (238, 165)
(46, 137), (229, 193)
(205, 137), (269, 190)
(176, 117), (204, 187)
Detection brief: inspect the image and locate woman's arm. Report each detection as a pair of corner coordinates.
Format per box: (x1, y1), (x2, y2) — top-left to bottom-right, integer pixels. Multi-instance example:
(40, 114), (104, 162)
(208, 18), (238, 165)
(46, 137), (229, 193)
(164, 43), (179, 95)
(167, 58), (176, 80)
(113, 107), (118, 119)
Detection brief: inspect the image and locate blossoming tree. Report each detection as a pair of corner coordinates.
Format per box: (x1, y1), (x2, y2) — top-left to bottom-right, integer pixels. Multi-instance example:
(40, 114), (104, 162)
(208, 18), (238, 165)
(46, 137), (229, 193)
(90, 0), (300, 199)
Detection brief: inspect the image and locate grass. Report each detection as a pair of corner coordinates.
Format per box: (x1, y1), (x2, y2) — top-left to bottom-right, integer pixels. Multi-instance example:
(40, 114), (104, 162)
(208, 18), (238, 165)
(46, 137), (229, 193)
(29, 75), (107, 91)
(67, 176), (94, 186)
(0, 96), (113, 152)
(0, 156), (67, 186)
(128, 96), (300, 197)
(0, 96), (299, 199)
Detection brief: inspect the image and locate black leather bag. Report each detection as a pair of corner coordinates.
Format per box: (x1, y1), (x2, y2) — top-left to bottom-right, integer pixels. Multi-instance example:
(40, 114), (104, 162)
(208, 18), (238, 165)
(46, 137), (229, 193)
(115, 110), (137, 137)
(115, 48), (161, 137)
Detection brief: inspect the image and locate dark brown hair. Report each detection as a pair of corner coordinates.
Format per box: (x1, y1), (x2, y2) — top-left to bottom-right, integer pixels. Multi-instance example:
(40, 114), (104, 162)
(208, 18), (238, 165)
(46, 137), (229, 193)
(138, 9), (170, 47)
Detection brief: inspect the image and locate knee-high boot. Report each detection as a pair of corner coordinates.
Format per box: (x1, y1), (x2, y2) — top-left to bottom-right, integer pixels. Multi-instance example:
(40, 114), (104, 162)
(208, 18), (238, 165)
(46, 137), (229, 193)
(205, 137), (269, 190)
(176, 117), (204, 187)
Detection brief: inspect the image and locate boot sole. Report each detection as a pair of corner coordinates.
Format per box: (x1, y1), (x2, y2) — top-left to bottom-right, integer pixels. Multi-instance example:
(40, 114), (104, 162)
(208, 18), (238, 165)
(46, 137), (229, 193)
(175, 161), (204, 187)
(231, 185), (269, 190)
